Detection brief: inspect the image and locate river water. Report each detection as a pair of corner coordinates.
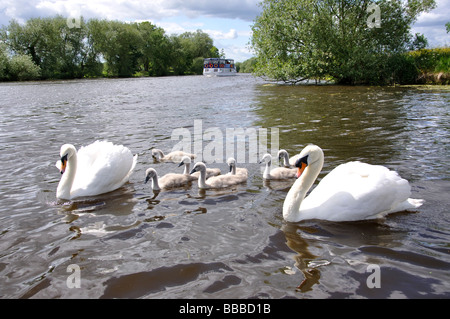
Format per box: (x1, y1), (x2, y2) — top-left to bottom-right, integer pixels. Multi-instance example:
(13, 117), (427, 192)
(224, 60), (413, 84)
(0, 75), (449, 299)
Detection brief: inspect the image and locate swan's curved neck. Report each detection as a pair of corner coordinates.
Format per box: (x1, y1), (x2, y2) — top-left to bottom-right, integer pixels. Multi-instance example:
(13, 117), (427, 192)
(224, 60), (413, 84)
(57, 152), (77, 199)
(281, 153), (290, 167)
(183, 162), (190, 175)
(282, 159), (323, 222)
(152, 175), (161, 190)
(263, 160), (271, 179)
(197, 168), (208, 188)
(154, 150), (164, 160)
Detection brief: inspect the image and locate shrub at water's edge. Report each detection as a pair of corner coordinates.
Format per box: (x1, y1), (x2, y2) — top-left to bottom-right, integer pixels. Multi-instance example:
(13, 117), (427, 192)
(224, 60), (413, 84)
(406, 48), (450, 85)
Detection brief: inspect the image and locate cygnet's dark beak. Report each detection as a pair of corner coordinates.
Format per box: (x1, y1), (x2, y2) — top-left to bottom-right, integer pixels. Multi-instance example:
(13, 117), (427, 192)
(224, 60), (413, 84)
(144, 174), (150, 184)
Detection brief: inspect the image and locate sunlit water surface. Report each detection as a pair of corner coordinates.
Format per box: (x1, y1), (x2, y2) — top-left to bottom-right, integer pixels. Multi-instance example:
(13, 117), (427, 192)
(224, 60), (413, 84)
(0, 75), (449, 298)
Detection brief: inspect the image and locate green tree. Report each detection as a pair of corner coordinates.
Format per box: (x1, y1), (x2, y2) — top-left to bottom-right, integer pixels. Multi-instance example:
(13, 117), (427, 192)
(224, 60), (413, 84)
(2, 16), (99, 79)
(0, 43), (9, 80)
(251, 0), (436, 84)
(171, 30), (220, 75)
(89, 19), (143, 77)
(135, 21), (171, 76)
(238, 57), (258, 73)
(8, 54), (41, 80)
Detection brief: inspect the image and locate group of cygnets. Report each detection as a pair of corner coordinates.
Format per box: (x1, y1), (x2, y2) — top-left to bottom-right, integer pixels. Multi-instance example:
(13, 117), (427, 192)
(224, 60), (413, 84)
(144, 149), (300, 192)
(57, 141), (423, 222)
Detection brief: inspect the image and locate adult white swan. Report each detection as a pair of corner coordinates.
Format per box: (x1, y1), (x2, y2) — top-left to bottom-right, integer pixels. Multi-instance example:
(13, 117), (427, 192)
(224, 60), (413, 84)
(56, 141), (138, 200)
(283, 144), (424, 222)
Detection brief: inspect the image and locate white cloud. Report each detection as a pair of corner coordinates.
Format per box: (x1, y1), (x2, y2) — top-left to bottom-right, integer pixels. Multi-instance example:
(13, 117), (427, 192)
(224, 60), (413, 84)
(412, 0), (450, 47)
(206, 29), (238, 40)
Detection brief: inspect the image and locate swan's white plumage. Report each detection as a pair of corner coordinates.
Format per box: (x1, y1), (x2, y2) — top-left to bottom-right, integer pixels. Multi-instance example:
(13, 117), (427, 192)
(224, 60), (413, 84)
(283, 145), (424, 222)
(56, 141), (137, 200)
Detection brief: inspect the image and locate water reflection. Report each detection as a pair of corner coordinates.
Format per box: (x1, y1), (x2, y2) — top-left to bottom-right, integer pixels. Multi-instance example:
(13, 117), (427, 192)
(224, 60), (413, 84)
(56, 186), (138, 239)
(1, 77), (448, 298)
(253, 85), (418, 169)
(281, 223), (321, 292)
(279, 216), (415, 293)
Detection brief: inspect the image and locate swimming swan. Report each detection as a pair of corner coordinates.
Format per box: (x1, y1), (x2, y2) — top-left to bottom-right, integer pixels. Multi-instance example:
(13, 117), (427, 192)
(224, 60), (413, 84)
(278, 149), (301, 168)
(260, 154), (297, 180)
(145, 168), (193, 190)
(190, 162), (247, 189)
(282, 144), (424, 222)
(227, 157), (248, 177)
(56, 141), (138, 200)
(178, 156), (221, 179)
(152, 149), (196, 163)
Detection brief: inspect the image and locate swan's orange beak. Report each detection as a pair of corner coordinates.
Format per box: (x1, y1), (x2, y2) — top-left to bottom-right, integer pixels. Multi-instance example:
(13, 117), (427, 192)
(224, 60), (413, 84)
(296, 162), (307, 178)
(60, 154), (68, 174)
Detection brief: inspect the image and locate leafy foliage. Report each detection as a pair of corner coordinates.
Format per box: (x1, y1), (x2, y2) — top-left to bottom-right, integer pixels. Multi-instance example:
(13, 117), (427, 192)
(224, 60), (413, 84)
(251, 0), (437, 85)
(0, 17), (220, 80)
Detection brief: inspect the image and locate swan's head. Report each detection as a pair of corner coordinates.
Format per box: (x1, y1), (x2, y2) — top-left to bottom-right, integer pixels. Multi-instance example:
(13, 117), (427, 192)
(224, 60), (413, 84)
(144, 168), (157, 184)
(277, 149), (288, 159)
(59, 144), (76, 174)
(151, 149), (163, 159)
(226, 157), (236, 172)
(259, 153), (272, 164)
(294, 145), (324, 178)
(190, 162), (206, 174)
(178, 155), (192, 167)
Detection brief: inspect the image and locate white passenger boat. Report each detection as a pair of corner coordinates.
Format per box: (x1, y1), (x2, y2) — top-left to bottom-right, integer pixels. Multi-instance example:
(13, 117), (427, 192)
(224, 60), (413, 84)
(203, 58), (237, 77)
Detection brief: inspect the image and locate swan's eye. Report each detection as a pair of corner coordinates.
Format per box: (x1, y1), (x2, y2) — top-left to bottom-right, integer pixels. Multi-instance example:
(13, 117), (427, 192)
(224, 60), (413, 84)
(295, 155), (308, 168)
(60, 154), (68, 174)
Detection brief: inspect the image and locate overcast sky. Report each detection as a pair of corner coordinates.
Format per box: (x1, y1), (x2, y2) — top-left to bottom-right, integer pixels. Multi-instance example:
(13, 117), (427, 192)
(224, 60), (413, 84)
(0, 0), (449, 62)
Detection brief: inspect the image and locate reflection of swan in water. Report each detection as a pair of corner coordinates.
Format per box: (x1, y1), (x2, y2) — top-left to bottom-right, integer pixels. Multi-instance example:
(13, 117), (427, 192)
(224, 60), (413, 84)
(226, 157), (248, 176)
(190, 162), (247, 189)
(281, 223), (323, 292)
(56, 141), (137, 200)
(283, 144), (424, 222)
(259, 154), (297, 180)
(278, 149), (301, 168)
(152, 149), (196, 163)
(144, 168), (193, 191)
(178, 156), (221, 179)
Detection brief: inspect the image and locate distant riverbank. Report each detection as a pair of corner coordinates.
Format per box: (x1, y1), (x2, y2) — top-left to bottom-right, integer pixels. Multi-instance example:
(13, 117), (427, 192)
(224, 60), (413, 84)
(405, 48), (450, 85)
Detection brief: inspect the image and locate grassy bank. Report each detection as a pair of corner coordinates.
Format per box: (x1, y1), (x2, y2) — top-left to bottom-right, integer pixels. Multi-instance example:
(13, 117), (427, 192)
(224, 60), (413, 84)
(406, 48), (450, 85)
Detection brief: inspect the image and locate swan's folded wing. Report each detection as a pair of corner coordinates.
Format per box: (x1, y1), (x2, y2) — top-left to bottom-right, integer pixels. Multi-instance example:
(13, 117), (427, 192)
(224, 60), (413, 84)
(72, 141), (136, 196)
(303, 161), (415, 221)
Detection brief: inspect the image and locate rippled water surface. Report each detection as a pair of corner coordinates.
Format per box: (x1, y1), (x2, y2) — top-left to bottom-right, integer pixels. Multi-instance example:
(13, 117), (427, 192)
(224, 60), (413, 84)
(0, 75), (449, 299)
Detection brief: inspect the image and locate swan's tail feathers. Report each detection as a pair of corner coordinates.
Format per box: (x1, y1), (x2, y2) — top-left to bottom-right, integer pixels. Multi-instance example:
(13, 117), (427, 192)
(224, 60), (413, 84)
(391, 197), (425, 214)
(131, 154), (138, 172)
(407, 198), (425, 209)
(127, 154), (138, 181)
